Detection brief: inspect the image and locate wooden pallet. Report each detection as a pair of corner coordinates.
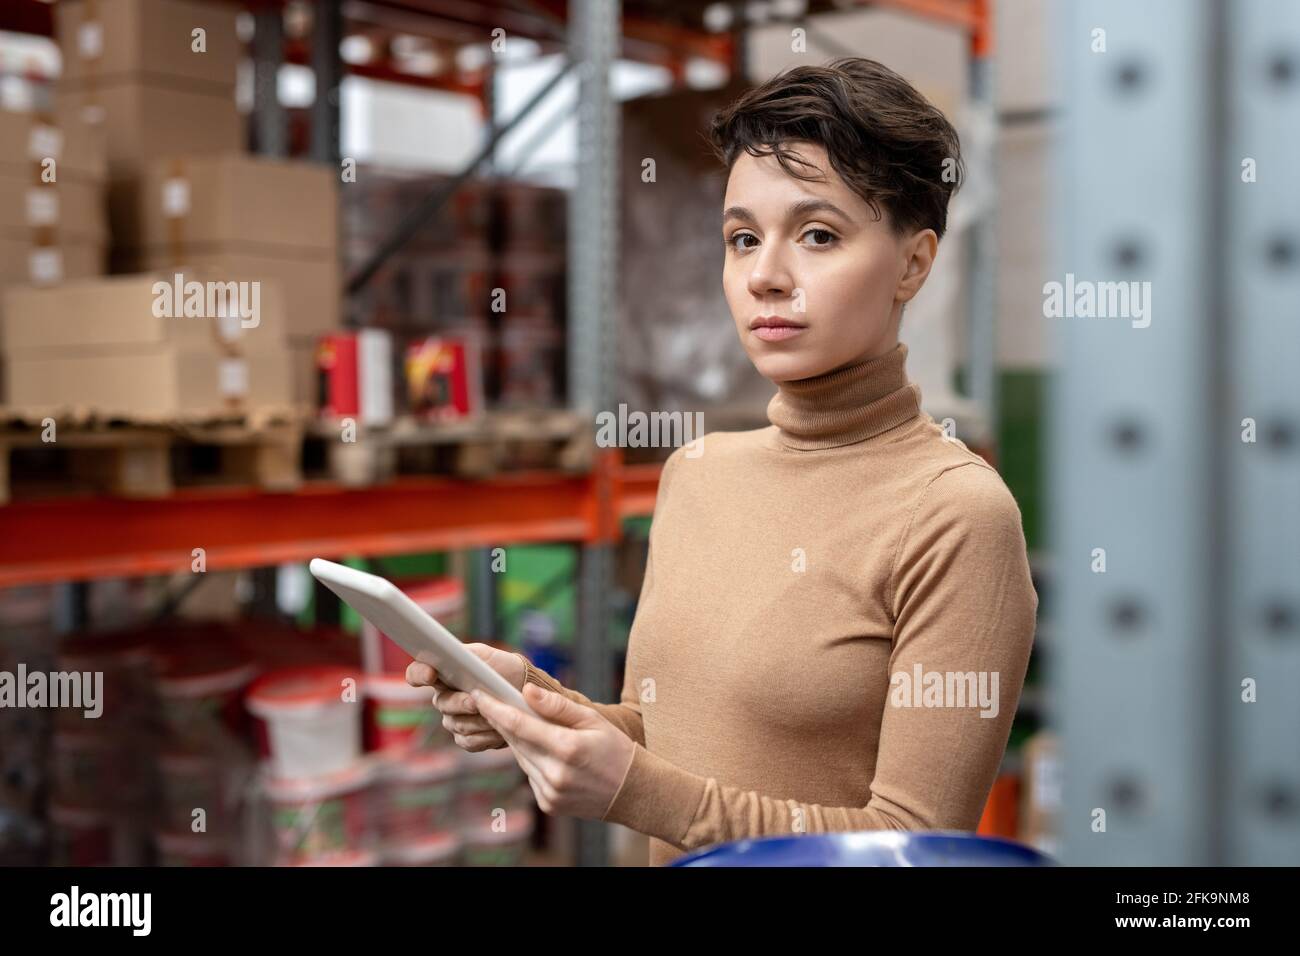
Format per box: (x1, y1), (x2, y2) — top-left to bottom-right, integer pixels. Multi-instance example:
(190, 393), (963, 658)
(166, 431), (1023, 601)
(308, 409), (594, 487)
(0, 408), (306, 504)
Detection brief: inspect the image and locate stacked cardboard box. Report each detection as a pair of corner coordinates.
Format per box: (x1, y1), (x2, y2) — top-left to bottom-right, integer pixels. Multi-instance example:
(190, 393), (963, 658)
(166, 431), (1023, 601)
(0, 109), (107, 295)
(109, 153), (340, 407)
(54, 0), (242, 180)
(1, 274), (293, 417)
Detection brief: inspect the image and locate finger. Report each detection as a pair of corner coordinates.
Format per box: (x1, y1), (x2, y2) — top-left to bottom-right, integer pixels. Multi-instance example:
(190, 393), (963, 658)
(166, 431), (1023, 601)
(468, 643), (526, 690)
(443, 713), (496, 737)
(406, 661), (437, 687)
(433, 688), (479, 716)
(471, 688), (569, 753)
(522, 682), (597, 729)
(498, 731), (549, 785)
(454, 730), (506, 753)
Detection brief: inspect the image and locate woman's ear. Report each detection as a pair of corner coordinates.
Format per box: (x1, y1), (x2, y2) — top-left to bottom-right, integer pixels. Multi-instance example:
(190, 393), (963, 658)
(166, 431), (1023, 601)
(895, 228), (939, 304)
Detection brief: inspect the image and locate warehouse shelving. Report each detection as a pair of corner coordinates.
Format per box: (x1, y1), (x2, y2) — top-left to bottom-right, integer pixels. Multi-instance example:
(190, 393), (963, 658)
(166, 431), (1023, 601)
(0, 451), (662, 587)
(0, 0), (1000, 867)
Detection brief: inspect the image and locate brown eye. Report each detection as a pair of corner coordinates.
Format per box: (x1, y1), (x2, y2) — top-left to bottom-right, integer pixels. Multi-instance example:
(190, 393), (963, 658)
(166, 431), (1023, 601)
(803, 228), (837, 247)
(726, 233), (758, 252)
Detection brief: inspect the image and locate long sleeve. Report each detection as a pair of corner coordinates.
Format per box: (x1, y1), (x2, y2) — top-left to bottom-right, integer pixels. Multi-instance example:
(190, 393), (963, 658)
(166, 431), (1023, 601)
(598, 460), (1039, 853)
(516, 643), (647, 746)
(512, 449), (685, 748)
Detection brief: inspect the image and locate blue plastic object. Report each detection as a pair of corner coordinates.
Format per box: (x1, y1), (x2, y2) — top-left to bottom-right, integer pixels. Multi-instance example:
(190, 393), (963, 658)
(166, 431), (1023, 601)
(670, 831), (1056, 867)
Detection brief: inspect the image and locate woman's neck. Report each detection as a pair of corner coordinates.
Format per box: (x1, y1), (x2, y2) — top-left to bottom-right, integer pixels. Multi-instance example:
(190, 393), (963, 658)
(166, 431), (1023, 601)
(766, 341), (922, 451)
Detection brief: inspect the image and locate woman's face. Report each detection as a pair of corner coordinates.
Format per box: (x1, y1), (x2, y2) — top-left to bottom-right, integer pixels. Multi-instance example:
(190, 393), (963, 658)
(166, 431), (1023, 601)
(721, 140), (937, 382)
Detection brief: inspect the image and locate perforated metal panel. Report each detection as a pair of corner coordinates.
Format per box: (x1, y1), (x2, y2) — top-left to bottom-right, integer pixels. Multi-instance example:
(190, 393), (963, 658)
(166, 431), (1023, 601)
(1223, 0), (1300, 865)
(1053, 0), (1300, 865)
(1052, 0), (1218, 865)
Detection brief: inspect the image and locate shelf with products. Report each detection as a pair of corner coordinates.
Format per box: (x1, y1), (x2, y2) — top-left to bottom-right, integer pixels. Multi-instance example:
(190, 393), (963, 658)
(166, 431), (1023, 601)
(0, 449), (665, 589)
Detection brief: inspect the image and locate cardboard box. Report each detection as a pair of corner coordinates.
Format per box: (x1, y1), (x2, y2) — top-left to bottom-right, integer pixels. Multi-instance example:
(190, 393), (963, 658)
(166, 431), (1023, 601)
(111, 154), (338, 254)
(115, 249), (339, 340)
(58, 81), (241, 181)
(56, 0), (239, 91)
(0, 175), (106, 246)
(2, 273), (286, 354)
(5, 347), (293, 417)
(0, 238), (104, 288)
(289, 336), (321, 409)
(0, 109), (107, 183)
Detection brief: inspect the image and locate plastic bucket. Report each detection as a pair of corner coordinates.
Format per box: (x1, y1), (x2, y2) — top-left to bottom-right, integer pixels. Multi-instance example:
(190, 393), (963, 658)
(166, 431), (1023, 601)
(155, 641), (258, 748)
(460, 808), (535, 866)
(50, 803), (113, 866)
(155, 829), (232, 867)
(376, 749), (460, 839)
(246, 666), (361, 779)
(290, 849), (379, 867)
(363, 674), (451, 752)
(56, 630), (157, 733)
(382, 831), (461, 867)
(266, 761), (375, 863)
(158, 749), (242, 835)
(50, 730), (114, 807)
(456, 746), (525, 828)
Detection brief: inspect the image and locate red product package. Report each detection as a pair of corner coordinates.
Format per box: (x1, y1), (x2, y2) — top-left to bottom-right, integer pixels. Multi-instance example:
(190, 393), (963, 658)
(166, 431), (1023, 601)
(315, 334), (359, 418)
(405, 336), (483, 421)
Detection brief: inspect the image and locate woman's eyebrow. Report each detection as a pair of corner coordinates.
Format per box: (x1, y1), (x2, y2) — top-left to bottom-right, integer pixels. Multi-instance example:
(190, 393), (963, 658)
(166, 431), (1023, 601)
(787, 198), (850, 221)
(722, 205), (757, 226)
(722, 199), (850, 227)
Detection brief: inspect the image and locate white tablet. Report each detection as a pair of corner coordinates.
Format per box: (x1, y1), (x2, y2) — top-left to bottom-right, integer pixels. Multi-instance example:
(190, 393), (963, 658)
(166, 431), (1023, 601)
(309, 558), (536, 716)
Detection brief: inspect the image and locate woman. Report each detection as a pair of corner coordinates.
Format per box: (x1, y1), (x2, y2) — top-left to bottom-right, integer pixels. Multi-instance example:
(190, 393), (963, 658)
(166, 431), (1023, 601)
(408, 57), (1039, 866)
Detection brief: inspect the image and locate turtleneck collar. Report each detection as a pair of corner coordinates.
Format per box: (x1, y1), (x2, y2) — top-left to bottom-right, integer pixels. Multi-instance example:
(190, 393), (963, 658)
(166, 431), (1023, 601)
(766, 341), (922, 451)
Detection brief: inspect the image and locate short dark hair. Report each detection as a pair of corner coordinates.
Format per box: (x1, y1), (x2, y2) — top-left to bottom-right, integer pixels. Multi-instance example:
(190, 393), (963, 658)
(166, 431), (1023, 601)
(708, 57), (963, 240)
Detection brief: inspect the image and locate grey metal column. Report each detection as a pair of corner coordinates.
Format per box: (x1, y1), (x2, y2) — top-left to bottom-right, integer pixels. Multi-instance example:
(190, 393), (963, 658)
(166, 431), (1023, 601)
(1223, 0), (1300, 865)
(1052, 0), (1217, 864)
(471, 549), (498, 642)
(567, 0), (620, 868)
(966, 55), (998, 439)
(309, 0), (343, 165)
(252, 7), (286, 157)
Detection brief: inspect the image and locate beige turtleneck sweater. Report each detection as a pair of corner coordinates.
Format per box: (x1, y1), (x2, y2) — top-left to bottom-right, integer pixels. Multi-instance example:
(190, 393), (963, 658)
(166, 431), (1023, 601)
(519, 341), (1039, 866)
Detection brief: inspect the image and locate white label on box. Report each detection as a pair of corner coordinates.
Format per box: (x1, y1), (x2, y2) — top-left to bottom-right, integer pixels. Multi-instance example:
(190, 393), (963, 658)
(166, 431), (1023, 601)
(2, 80), (34, 113)
(215, 311), (243, 342)
(26, 189), (59, 226)
(28, 125), (63, 161)
(219, 358), (249, 397)
(161, 177), (191, 218)
(78, 22), (104, 59)
(29, 248), (63, 285)
(358, 329), (394, 426)
(80, 103), (106, 125)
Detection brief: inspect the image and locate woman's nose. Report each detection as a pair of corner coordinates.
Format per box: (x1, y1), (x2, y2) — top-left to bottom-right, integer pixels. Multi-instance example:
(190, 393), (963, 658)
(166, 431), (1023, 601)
(747, 245), (794, 297)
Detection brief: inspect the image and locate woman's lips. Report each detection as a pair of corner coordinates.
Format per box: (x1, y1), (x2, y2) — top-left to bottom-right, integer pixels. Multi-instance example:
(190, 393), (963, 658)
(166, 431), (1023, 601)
(751, 324), (808, 342)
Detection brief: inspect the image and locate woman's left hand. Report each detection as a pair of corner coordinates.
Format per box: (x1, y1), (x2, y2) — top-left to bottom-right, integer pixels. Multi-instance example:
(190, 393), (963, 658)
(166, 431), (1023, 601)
(470, 684), (636, 820)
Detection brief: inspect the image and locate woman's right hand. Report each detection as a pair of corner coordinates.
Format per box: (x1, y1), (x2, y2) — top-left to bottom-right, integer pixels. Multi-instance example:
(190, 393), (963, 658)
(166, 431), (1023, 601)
(405, 644), (528, 752)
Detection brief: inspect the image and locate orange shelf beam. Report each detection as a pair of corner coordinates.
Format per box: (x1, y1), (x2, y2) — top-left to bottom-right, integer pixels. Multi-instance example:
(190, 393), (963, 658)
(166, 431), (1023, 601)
(0, 453), (664, 588)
